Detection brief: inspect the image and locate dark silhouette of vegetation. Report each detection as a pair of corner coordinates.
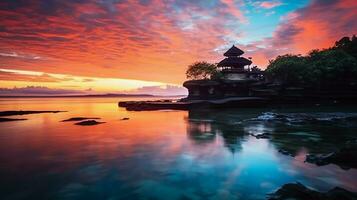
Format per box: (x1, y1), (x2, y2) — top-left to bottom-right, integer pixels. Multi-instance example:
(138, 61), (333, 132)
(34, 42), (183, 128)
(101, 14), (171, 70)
(251, 66), (262, 72)
(266, 35), (357, 90)
(186, 61), (221, 80)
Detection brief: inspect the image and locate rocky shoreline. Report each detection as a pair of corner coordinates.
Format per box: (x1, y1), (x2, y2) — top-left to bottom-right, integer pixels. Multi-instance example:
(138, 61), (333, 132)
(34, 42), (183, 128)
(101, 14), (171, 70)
(0, 110), (66, 123)
(118, 95), (357, 111)
(305, 139), (357, 170)
(118, 97), (268, 111)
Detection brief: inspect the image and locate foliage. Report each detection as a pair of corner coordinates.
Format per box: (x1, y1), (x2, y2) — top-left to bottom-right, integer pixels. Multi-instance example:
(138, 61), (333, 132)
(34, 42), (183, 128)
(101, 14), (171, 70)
(251, 66), (262, 72)
(266, 54), (308, 86)
(334, 35), (357, 58)
(265, 35), (357, 90)
(186, 61), (220, 80)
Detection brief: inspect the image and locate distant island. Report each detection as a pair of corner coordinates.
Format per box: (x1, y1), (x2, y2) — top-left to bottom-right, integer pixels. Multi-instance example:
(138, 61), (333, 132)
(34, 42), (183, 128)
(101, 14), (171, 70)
(0, 93), (159, 98)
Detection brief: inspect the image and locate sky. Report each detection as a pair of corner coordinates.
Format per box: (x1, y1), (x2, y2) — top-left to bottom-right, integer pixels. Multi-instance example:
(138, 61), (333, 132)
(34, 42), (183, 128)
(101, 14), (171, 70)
(0, 0), (356, 96)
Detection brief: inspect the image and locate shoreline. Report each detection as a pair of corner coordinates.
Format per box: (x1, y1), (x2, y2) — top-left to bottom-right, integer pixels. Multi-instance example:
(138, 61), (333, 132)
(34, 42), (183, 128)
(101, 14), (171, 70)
(118, 97), (357, 111)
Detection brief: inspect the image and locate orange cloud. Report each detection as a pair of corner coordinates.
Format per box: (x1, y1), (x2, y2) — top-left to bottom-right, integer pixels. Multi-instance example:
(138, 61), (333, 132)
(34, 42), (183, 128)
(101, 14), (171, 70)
(0, 0), (250, 84)
(0, 0), (355, 83)
(0, 70), (73, 82)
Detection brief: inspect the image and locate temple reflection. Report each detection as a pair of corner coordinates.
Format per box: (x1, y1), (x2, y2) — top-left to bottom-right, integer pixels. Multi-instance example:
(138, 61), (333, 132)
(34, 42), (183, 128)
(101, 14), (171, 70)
(185, 109), (249, 153)
(183, 109), (357, 193)
(185, 109), (357, 157)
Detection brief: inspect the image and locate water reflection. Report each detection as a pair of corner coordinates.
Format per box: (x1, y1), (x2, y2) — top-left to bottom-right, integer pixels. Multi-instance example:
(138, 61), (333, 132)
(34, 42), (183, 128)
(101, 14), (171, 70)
(0, 98), (356, 199)
(184, 109), (357, 196)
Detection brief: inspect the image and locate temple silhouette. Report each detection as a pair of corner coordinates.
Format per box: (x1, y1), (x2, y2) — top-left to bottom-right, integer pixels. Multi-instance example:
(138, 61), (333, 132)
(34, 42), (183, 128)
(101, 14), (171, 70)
(183, 45), (264, 100)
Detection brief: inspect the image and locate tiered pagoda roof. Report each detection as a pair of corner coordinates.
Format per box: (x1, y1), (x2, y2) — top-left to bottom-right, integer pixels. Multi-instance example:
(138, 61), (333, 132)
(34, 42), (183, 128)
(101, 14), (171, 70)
(223, 45), (244, 57)
(218, 45), (252, 68)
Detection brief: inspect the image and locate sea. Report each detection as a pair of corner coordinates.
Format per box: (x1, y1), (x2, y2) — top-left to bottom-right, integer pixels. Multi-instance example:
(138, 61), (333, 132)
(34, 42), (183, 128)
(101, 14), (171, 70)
(0, 97), (356, 200)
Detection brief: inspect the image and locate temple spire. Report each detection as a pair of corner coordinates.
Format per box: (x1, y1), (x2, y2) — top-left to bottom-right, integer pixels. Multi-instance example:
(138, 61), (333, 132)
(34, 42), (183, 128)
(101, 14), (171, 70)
(218, 45), (252, 69)
(223, 45), (244, 57)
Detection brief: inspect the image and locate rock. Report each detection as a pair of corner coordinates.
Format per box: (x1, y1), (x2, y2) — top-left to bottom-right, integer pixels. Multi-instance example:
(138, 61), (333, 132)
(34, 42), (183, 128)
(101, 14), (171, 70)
(119, 97), (268, 111)
(120, 117), (130, 120)
(119, 100), (189, 111)
(0, 118), (27, 122)
(305, 140), (357, 169)
(268, 183), (357, 200)
(0, 110), (65, 117)
(278, 149), (294, 157)
(305, 153), (335, 166)
(62, 117), (100, 122)
(326, 187), (357, 200)
(268, 183), (322, 200)
(328, 144), (357, 169)
(74, 120), (105, 126)
(251, 132), (272, 139)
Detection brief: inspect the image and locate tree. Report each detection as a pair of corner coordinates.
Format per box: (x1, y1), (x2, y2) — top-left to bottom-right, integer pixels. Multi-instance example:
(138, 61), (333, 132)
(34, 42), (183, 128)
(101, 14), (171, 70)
(334, 35), (357, 58)
(251, 66), (262, 72)
(265, 35), (357, 90)
(307, 49), (357, 89)
(186, 61), (219, 80)
(265, 54), (307, 86)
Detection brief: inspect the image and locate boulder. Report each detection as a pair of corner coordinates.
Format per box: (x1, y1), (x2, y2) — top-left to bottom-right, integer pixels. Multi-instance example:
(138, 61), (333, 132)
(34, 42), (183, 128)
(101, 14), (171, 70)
(62, 117), (100, 122)
(251, 132), (272, 139)
(75, 120), (105, 126)
(268, 183), (357, 200)
(305, 140), (357, 169)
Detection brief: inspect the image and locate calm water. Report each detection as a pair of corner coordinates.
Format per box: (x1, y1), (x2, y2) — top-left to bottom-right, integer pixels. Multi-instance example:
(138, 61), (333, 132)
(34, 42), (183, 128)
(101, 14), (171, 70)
(0, 97), (357, 200)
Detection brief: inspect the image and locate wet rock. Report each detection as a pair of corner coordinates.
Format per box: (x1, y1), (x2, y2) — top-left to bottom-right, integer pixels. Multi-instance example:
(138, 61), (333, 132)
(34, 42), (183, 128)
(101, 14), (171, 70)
(268, 183), (322, 200)
(326, 187), (357, 200)
(119, 100), (189, 111)
(0, 110), (65, 117)
(278, 149), (294, 157)
(327, 143), (357, 169)
(268, 183), (357, 200)
(119, 97), (268, 111)
(251, 132), (272, 139)
(252, 112), (357, 126)
(305, 153), (335, 166)
(62, 117), (100, 122)
(0, 118), (27, 122)
(75, 120), (105, 126)
(345, 116), (357, 121)
(120, 117), (130, 120)
(305, 140), (357, 169)
(256, 112), (286, 121)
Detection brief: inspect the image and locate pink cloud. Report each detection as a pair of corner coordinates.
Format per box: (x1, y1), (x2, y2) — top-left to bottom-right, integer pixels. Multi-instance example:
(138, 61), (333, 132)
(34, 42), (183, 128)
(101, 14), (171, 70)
(0, 0), (355, 82)
(219, 0), (248, 23)
(0, 0), (244, 84)
(259, 1), (283, 9)
(247, 0), (357, 68)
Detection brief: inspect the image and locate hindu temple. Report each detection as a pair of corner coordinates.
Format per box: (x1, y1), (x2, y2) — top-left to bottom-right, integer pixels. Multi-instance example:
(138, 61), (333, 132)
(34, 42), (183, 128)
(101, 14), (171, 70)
(183, 45), (264, 100)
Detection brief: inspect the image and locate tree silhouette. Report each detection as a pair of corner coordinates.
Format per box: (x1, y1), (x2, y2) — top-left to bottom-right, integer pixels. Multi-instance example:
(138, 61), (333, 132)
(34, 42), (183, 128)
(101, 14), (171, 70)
(186, 61), (219, 80)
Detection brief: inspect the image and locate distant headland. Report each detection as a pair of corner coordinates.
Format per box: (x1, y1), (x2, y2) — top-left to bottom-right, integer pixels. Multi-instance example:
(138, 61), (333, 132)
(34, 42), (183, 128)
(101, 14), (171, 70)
(0, 93), (157, 98)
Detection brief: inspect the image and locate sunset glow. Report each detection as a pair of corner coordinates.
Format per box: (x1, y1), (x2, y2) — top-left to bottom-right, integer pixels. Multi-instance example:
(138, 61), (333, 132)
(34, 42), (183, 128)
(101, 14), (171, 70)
(0, 0), (356, 95)
(0, 68), (184, 96)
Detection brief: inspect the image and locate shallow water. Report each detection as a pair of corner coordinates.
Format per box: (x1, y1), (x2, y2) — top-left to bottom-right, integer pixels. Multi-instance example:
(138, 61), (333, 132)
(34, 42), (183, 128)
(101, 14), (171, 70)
(0, 97), (356, 200)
